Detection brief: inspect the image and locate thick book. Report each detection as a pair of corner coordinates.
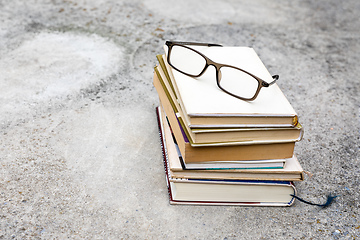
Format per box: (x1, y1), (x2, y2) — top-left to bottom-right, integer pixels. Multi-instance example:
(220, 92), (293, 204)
(160, 104), (287, 170)
(160, 100), (295, 163)
(154, 67), (302, 147)
(185, 122), (303, 144)
(161, 45), (299, 128)
(156, 106), (297, 206)
(158, 106), (304, 181)
(168, 180), (296, 206)
(184, 160), (285, 170)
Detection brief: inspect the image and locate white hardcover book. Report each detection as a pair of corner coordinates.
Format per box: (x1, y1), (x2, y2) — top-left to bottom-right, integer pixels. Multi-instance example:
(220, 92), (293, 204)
(163, 45), (298, 128)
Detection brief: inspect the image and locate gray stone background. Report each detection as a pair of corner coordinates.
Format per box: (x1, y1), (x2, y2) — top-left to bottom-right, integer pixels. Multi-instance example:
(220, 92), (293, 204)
(0, 0), (359, 239)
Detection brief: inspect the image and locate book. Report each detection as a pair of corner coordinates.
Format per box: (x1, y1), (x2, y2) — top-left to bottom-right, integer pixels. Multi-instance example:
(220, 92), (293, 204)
(185, 122), (303, 144)
(161, 106), (286, 170)
(165, 106), (295, 162)
(158, 102), (292, 166)
(156, 106), (297, 206)
(158, 106), (304, 181)
(163, 108), (287, 170)
(168, 180), (296, 206)
(154, 67), (303, 146)
(184, 160), (285, 170)
(161, 45), (299, 128)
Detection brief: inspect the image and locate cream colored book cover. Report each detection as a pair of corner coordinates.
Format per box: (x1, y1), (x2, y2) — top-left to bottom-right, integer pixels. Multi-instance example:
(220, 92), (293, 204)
(163, 45), (298, 126)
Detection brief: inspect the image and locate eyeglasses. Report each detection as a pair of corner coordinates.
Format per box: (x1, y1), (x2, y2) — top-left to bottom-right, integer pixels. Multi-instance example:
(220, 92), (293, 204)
(165, 41), (279, 101)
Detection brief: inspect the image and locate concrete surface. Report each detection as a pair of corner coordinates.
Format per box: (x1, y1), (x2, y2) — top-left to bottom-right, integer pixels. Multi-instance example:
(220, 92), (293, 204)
(0, 0), (359, 239)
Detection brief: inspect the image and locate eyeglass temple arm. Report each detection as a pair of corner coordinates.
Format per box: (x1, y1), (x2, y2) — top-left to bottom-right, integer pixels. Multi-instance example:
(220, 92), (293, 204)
(262, 75), (279, 87)
(166, 41), (222, 47)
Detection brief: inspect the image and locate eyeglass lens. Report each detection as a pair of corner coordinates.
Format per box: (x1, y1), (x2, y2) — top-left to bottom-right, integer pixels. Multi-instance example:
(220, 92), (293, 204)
(169, 45), (207, 76)
(169, 44), (260, 100)
(218, 66), (259, 99)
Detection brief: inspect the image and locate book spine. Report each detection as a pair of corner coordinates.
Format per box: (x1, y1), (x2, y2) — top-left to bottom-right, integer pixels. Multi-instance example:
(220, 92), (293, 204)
(156, 106), (173, 203)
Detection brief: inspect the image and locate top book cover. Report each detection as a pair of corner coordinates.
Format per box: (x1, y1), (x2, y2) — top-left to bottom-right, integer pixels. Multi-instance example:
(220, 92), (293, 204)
(163, 43), (298, 128)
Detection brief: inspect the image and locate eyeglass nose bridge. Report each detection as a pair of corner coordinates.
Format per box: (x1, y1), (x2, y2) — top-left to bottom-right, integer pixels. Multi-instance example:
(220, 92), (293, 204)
(207, 61), (230, 88)
(191, 57), (217, 79)
(202, 59), (223, 80)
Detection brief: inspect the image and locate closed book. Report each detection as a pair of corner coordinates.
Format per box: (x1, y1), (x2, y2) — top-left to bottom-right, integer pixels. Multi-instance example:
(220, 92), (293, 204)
(168, 180), (296, 206)
(184, 160), (285, 170)
(161, 44), (299, 128)
(186, 122), (303, 144)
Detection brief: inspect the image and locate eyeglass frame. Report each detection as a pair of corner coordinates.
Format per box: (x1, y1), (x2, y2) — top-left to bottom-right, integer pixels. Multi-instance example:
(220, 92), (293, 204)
(165, 41), (279, 101)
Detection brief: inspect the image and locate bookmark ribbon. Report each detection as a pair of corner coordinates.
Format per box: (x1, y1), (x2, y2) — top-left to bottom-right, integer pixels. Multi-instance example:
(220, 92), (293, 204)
(291, 193), (338, 208)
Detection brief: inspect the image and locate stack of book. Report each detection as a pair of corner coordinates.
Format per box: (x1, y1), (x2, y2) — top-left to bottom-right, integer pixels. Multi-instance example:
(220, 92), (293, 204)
(153, 43), (305, 206)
